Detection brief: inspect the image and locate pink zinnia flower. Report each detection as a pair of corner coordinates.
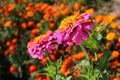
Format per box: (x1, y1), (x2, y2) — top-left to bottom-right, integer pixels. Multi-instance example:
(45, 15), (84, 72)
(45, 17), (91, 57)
(27, 31), (58, 59)
(54, 13), (94, 46)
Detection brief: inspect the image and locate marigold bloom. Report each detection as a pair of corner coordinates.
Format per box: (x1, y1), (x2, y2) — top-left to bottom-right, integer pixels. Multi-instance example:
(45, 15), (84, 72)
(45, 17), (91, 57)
(108, 14), (118, 22)
(27, 31), (58, 59)
(7, 4), (14, 12)
(106, 32), (116, 41)
(118, 37), (120, 43)
(85, 8), (94, 14)
(94, 15), (103, 23)
(26, 11), (34, 17)
(0, 9), (3, 14)
(60, 52), (85, 76)
(111, 50), (119, 58)
(74, 3), (82, 10)
(110, 22), (119, 29)
(113, 78), (120, 80)
(4, 21), (12, 27)
(30, 28), (40, 36)
(110, 60), (119, 69)
(54, 13), (94, 46)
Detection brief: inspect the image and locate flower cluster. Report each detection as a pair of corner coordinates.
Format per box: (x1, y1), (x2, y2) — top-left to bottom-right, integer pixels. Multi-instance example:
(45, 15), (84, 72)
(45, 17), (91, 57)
(27, 13), (94, 59)
(27, 30), (58, 59)
(54, 13), (94, 46)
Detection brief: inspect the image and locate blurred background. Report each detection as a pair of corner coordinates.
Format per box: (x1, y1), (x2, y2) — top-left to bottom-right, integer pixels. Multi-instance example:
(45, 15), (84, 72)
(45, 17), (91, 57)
(0, 0), (120, 80)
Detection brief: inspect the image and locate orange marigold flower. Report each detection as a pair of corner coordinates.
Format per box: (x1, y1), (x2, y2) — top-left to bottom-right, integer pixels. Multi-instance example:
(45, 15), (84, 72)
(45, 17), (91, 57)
(113, 78), (120, 80)
(44, 5), (53, 13)
(30, 28), (40, 36)
(1, 17), (6, 22)
(34, 2), (43, 8)
(7, 4), (14, 12)
(53, 11), (60, 19)
(74, 3), (82, 10)
(60, 52), (85, 76)
(111, 50), (119, 58)
(59, 3), (65, 10)
(61, 6), (71, 15)
(18, 11), (23, 17)
(29, 64), (37, 73)
(72, 52), (85, 60)
(64, 69), (71, 77)
(0, 9), (3, 13)
(106, 32), (116, 41)
(105, 42), (111, 47)
(110, 22), (119, 29)
(49, 22), (55, 29)
(4, 21), (12, 27)
(72, 11), (79, 15)
(25, 6), (31, 11)
(101, 16), (110, 24)
(9, 65), (16, 73)
(27, 21), (35, 27)
(60, 57), (73, 74)
(41, 4), (48, 10)
(97, 53), (103, 59)
(4, 50), (10, 56)
(94, 15), (103, 23)
(21, 22), (27, 29)
(108, 14), (118, 22)
(41, 57), (49, 66)
(9, 45), (16, 53)
(6, 41), (11, 46)
(43, 13), (50, 20)
(118, 37), (120, 43)
(26, 11), (34, 17)
(85, 8), (94, 14)
(36, 23), (41, 28)
(11, 38), (18, 44)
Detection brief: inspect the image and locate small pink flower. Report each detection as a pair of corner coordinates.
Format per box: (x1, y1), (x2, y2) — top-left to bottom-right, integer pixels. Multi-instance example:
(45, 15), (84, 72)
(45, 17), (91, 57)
(54, 13), (94, 46)
(27, 30), (58, 59)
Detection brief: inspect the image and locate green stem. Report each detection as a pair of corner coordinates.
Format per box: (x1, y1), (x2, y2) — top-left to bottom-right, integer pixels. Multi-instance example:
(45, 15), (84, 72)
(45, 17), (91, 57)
(80, 44), (90, 60)
(78, 74), (89, 80)
(98, 23), (109, 33)
(46, 52), (57, 80)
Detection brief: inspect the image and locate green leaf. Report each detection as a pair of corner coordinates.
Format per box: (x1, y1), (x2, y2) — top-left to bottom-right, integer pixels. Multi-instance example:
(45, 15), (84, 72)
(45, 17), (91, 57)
(66, 76), (72, 80)
(36, 69), (49, 74)
(97, 48), (111, 70)
(97, 33), (102, 40)
(74, 59), (90, 70)
(41, 64), (56, 79)
(55, 74), (66, 80)
(117, 63), (120, 67)
(55, 57), (62, 70)
(83, 37), (99, 49)
(102, 70), (110, 80)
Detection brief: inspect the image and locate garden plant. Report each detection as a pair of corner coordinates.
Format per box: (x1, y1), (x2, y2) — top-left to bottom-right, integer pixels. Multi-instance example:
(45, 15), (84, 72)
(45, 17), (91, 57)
(0, 0), (120, 80)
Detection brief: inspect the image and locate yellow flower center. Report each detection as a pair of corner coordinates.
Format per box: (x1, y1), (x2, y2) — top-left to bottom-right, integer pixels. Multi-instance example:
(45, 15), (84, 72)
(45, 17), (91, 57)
(33, 34), (46, 43)
(57, 13), (91, 31)
(58, 14), (80, 30)
(33, 36), (41, 43)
